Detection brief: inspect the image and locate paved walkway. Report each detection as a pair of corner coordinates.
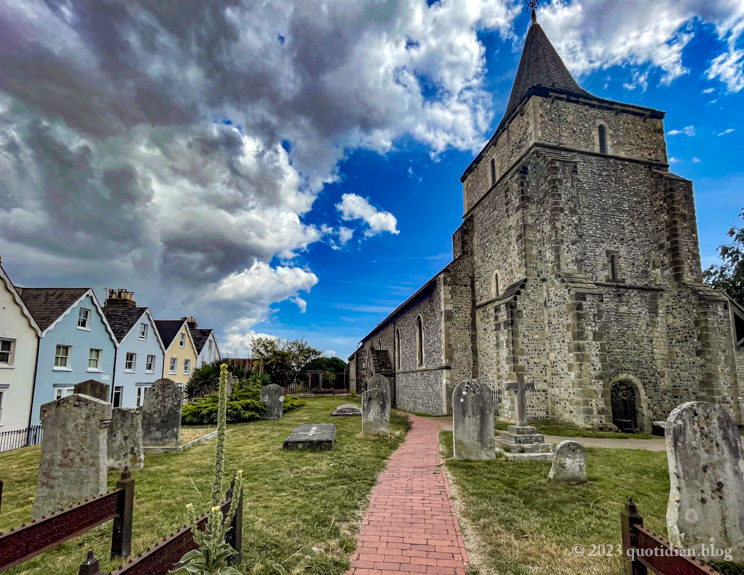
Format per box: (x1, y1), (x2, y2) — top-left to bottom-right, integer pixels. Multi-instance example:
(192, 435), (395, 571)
(348, 415), (468, 575)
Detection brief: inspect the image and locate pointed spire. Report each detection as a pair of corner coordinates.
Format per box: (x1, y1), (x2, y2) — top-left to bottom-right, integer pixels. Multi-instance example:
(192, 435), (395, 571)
(497, 2), (591, 130)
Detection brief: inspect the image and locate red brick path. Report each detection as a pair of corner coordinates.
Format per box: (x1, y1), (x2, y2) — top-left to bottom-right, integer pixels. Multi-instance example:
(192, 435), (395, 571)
(348, 415), (469, 574)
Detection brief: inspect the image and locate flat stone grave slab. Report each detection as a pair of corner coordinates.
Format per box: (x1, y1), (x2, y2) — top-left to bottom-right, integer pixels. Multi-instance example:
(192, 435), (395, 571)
(283, 424), (336, 451)
(332, 404), (362, 416)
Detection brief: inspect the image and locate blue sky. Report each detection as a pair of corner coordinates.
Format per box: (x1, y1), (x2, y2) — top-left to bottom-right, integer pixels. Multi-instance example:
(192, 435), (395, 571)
(0, 1), (742, 362)
(250, 10), (744, 359)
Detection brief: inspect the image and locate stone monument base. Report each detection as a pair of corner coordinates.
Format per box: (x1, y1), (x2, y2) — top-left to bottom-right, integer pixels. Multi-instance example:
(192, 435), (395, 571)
(495, 425), (553, 461)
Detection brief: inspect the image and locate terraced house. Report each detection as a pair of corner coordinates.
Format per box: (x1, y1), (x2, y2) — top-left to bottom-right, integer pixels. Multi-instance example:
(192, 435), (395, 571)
(155, 318), (197, 387)
(187, 317), (221, 368)
(19, 287), (117, 426)
(350, 12), (744, 431)
(103, 289), (166, 408)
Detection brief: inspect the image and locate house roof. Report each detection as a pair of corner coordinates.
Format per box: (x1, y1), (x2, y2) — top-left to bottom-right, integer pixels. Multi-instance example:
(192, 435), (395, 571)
(0, 262), (41, 336)
(17, 287), (90, 333)
(104, 307), (148, 343)
(155, 320), (187, 349)
(192, 328), (214, 354)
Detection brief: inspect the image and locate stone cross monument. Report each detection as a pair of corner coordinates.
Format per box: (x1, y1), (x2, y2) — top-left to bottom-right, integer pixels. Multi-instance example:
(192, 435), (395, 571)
(495, 375), (553, 461)
(505, 378), (535, 427)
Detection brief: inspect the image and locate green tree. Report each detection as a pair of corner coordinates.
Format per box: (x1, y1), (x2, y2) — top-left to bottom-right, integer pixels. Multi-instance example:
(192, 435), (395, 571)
(251, 337), (323, 377)
(704, 207), (744, 306)
(303, 356), (346, 373)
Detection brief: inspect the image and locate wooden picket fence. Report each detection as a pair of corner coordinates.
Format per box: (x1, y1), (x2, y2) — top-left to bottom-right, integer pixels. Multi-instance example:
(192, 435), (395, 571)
(620, 498), (719, 575)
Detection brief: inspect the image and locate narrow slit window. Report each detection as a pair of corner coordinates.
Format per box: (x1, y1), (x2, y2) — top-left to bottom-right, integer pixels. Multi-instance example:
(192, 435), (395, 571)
(490, 158), (496, 186)
(608, 253), (619, 282)
(492, 271), (500, 298)
(598, 125), (607, 154)
(395, 329), (401, 370)
(416, 316), (424, 368)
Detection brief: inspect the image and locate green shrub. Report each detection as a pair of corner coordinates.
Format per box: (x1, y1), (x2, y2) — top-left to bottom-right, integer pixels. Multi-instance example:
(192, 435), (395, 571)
(391, 411), (412, 432)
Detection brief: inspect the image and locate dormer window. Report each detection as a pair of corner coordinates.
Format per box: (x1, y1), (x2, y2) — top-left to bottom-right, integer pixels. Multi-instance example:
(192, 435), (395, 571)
(139, 323), (148, 340)
(78, 308), (91, 329)
(598, 125), (608, 154)
(490, 158), (496, 186)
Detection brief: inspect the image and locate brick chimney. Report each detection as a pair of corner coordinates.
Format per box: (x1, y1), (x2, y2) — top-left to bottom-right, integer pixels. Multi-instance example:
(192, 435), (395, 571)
(181, 316), (198, 330)
(104, 288), (136, 308)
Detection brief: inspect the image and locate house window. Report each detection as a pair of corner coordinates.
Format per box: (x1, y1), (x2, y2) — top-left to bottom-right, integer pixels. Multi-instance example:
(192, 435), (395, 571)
(395, 329), (401, 370)
(113, 386), (123, 408)
(139, 323), (148, 340)
(0, 339), (15, 366)
(416, 316), (424, 368)
(180, 333), (186, 348)
(490, 158), (496, 186)
(125, 352), (136, 372)
(598, 125), (608, 154)
(492, 271), (500, 298)
(88, 349), (102, 370)
(169, 357), (177, 374)
(145, 355), (156, 373)
(0, 390), (4, 423)
(55, 387), (73, 400)
(78, 308), (91, 329)
(55, 345), (71, 368)
(184, 359), (191, 375)
(208, 340), (213, 355)
(136, 387), (143, 407)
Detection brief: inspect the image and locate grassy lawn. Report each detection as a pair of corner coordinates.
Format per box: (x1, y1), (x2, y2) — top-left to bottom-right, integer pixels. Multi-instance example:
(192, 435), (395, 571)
(441, 431), (669, 575)
(495, 419), (657, 440)
(0, 397), (408, 575)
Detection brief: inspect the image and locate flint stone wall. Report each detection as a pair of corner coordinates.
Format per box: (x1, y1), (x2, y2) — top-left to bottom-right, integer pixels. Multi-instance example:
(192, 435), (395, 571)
(141, 378), (182, 446)
(107, 407), (144, 470)
(32, 394), (112, 520)
(665, 402), (744, 563)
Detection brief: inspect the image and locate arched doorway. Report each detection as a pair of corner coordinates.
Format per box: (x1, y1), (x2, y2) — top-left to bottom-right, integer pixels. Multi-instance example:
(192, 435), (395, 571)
(611, 381), (637, 432)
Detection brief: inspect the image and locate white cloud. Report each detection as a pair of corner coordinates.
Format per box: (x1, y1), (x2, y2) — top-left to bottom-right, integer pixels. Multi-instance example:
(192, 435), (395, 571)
(718, 128), (736, 135)
(291, 296), (308, 313)
(692, 157), (702, 163)
(336, 193), (400, 237)
(667, 125), (696, 136)
(338, 227), (354, 246)
(702, 87), (716, 93)
(669, 157), (680, 164)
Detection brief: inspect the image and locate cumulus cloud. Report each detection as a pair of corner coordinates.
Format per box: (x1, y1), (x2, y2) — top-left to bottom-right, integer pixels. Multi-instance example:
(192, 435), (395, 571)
(336, 194), (400, 237)
(668, 125), (696, 136)
(718, 128), (736, 135)
(539, 0), (744, 92)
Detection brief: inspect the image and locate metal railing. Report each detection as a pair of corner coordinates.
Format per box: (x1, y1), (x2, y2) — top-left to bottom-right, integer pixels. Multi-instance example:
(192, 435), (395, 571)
(0, 425), (43, 453)
(274, 370), (349, 395)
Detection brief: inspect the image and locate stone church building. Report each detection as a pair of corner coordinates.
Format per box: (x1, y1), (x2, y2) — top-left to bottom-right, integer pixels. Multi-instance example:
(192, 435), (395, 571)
(348, 11), (744, 431)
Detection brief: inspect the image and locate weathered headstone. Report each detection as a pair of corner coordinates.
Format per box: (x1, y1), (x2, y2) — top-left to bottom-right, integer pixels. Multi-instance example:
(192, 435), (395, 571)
(665, 402), (744, 563)
(332, 403), (362, 417)
(362, 381), (390, 435)
(283, 424), (336, 450)
(74, 379), (110, 402)
(260, 384), (284, 420)
(452, 379), (494, 460)
(548, 440), (587, 484)
(141, 378), (182, 447)
(367, 373), (390, 393)
(32, 394), (112, 520)
(107, 408), (144, 470)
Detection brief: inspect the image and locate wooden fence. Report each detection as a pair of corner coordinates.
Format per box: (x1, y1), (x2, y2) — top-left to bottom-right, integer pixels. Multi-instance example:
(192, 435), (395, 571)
(0, 469), (134, 572)
(0, 425), (43, 453)
(620, 498), (719, 575)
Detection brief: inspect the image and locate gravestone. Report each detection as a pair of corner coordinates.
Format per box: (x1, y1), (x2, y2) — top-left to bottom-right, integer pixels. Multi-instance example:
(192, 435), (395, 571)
(260, 384), (284, 420)
(548, 440), (587, 484)
(74, 379), (110, 402)
(32, 394), (112, 520)
(226, 373), (237, 397)
(494, 376), (553, 461)
(141, 378), (182, 447)
(665, 402), (744, 563)
(362, 381), (390, 435)
(332, 404), (362, 416)
(107, 408), (144, 470)
(283, 424), (336, 450)
(367, 373), (390, 393)
(452, 379), (494, 460)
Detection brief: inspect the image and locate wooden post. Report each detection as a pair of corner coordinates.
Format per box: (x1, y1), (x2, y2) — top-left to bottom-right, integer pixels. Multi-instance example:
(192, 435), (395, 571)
(0, 479), (3, 518)
(111, 468), (134, 559)
(620, 497), (648, 575)
(225, 475), (243, 565)
(79, 550), (104, 575)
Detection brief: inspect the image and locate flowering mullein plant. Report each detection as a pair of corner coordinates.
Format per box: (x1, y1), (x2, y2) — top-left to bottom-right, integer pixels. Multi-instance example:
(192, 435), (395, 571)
(173, 364), (243, 575)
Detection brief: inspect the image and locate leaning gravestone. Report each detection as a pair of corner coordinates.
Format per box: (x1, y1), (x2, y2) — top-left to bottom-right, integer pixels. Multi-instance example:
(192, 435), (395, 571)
(548, 440), (587, 484)
(367, 373), (390, 393)
(107, 408), (144, 470)
(283, 424), (336, 450)
(260, 384), (284, 420)
(333, 404), (362, 416)
(74, 379), (110, 402)
(32, 394), (112, 520)
(362, 381), (390, 436)
(141, 378), (182, 447)
(452, 379), (494, 460)
(666, 402), (744, 563)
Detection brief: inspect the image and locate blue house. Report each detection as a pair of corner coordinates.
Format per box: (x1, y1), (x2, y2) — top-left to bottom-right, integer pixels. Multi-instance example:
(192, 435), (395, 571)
(102, 289), (165, 408)
(18, 288), (118, 425)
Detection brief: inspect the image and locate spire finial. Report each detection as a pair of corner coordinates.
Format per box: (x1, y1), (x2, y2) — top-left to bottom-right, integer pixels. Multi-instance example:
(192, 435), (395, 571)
(527, 0), (539, 24)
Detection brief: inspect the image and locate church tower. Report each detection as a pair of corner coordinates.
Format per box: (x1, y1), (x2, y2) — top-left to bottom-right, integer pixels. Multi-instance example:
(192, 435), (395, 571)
(455, 8), (742, 428)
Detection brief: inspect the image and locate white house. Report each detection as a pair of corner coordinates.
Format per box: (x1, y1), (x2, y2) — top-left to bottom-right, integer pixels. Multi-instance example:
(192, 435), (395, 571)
(103, 289), (166, 408)
(0, 259), (41, 432)
(187, 317), (221, 368)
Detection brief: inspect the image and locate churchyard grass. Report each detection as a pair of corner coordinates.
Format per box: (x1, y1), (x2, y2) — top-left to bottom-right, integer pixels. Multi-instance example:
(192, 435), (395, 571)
(0, 397), (408, 575)
(495, 418), (657, 440)
(441, 431), (669, 575)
